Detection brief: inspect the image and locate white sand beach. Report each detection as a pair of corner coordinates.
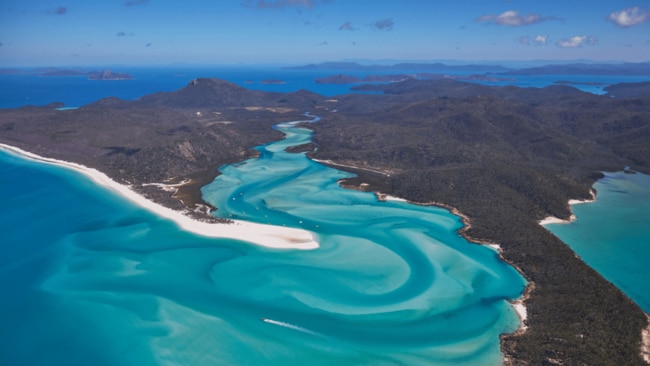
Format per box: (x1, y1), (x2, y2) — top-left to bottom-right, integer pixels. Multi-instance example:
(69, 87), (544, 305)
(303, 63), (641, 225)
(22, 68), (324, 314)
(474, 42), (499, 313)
(641, 314), (650, 364)
(512, 301), (528, 331)
(538, 215), (576, 226)
(379, 194), (408, 202)
(538, 191), (595, 226)
(0, 143), (319, 250)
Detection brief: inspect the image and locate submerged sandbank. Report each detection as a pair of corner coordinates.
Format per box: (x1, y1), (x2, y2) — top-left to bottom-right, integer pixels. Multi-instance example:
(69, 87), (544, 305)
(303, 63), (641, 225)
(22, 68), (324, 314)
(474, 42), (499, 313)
(0, 143), (319, 250)
(374, 190), (529, 336)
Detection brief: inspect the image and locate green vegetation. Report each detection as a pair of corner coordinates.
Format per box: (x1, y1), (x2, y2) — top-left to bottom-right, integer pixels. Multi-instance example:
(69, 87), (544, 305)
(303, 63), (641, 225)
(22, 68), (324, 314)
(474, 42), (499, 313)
(308, 80), (650, 365)
(2, 78), (649, 364)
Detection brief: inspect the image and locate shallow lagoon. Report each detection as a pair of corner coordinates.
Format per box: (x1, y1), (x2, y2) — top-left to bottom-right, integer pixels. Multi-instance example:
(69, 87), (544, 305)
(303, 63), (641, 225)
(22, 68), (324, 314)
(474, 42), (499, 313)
(0, 117), (526, 365)
(545, 171), (650, 313)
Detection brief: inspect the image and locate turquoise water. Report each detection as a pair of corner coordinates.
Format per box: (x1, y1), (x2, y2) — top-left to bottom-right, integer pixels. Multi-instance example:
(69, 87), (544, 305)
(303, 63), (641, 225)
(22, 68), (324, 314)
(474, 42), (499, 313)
(0, 116), (526, 365)
(545, 171), (650, 313)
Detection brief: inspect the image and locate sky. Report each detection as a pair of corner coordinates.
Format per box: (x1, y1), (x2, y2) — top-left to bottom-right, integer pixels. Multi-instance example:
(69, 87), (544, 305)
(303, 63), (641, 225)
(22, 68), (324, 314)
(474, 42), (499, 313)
(1, 0), (649, 67)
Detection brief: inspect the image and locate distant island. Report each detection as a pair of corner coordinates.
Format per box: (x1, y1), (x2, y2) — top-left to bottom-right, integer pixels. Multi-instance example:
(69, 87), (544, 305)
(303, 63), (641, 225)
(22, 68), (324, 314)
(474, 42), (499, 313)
(3, 67), (135, 80)
(286, 61), (650, 79)
(316, 73), (513, 85)
(284, 61), (511, 73)
(39, 69), (88, 77)
(87, 69), (134, 80)
(260, 79), (286, 85)
(505, 62), (650, 76)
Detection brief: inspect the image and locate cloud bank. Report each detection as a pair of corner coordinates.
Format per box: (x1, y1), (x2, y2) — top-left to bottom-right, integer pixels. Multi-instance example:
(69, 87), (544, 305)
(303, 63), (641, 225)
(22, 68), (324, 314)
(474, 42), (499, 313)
(477, 10), (559, 26)
(608, 6), (650, 27)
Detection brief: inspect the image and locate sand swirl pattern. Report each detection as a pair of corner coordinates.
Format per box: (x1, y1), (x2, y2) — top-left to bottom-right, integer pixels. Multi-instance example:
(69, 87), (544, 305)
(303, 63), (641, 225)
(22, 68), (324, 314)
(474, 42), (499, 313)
(0, 117), (525, 365)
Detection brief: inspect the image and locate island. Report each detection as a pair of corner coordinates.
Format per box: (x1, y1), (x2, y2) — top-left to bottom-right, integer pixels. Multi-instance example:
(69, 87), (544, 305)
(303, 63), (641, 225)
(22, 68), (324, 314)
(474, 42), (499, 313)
(284, 61), (511, 73)
(7, 67), (136, 79)
(1, 77), (649, 365)
(87, 69), (134, 80)
(504, 62), (650, 76)
(316, 73), (514, 85)
(260, 79), (286, 84)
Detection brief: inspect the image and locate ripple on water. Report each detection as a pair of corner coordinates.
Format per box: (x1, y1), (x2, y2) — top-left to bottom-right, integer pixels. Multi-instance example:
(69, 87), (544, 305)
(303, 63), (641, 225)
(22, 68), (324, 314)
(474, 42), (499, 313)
(0, 119), (525, 366)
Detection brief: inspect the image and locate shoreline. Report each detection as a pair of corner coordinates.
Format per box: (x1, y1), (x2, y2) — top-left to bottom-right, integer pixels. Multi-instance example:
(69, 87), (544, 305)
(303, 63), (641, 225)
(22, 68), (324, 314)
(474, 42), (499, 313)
(538, 190), (596, 226)
(313, 158), (393, 176)
(0, 143), (319, 250)
(375, 192), (530, 337)
(641, 314), (650, 364)
(539, 188), (650, 364)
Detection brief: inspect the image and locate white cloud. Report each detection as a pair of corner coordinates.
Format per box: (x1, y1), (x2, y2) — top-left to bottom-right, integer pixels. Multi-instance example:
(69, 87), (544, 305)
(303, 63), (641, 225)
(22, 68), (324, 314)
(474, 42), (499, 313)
(608, 6), (650, 27)
(477, 10), (559, 26)
(516, 35), (548, 46)
(556, 35), (597, 48)
(534, 35), (548, 45)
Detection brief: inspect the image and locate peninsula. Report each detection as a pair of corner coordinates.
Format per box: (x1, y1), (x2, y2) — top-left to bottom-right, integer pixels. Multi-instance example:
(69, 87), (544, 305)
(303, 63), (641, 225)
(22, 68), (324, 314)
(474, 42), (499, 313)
(1, 77), (649, 365)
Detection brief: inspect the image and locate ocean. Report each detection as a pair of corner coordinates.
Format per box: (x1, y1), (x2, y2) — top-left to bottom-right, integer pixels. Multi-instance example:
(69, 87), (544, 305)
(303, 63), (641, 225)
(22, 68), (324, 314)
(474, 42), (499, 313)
(2, 65), (649, 109)
(1, 66), (649, 365)
(545, 171), (650, 313)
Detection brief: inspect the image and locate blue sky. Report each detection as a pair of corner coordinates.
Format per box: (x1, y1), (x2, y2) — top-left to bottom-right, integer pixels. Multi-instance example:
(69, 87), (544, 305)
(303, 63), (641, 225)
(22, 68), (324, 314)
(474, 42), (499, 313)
(1, 0), (649, 66)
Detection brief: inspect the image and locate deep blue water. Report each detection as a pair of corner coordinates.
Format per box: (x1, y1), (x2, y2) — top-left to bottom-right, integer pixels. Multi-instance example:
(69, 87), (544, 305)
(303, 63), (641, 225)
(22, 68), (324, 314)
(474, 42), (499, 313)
(2, 65), (649, 109)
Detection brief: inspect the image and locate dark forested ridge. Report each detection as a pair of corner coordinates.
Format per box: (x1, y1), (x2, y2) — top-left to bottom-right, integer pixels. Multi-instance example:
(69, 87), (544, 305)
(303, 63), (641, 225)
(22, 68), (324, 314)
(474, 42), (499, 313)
(309, 79), (650, 365)
(1, 78), (649, 365)
(0, 79), (322, 217)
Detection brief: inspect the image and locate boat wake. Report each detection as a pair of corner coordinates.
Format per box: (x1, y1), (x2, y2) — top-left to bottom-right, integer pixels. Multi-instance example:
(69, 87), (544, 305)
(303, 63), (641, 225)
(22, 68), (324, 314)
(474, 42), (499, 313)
(260, 318), (325, 338)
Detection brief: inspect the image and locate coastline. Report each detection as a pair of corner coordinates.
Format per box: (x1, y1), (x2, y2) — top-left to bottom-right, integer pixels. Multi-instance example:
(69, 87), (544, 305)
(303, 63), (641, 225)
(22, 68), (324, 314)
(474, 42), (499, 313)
(375, 192), (530, 337)
(641, 314), (650, 365)
(538, 190), (596, 226)
(0, 143), (319, 250)
(313, 158), (393, 176)
(539, 187), (650, 364)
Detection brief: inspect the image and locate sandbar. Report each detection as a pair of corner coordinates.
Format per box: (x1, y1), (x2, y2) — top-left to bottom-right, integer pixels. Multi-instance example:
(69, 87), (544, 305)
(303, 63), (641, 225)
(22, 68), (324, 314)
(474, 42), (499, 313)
(0, 143), (319, 250)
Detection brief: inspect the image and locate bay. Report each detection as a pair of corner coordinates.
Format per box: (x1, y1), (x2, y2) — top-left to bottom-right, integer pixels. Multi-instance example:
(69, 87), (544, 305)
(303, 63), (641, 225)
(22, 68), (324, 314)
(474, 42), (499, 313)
(545, 171), (650, 313)
(0, 115), (526, 365)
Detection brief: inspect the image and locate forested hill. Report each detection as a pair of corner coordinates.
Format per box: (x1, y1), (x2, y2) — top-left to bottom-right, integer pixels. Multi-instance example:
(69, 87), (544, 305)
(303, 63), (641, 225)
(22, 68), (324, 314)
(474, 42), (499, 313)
(308, 79), (650, 365)
(1, 77), (650, 365)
